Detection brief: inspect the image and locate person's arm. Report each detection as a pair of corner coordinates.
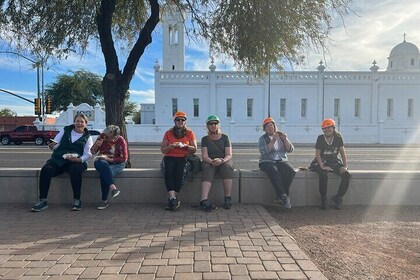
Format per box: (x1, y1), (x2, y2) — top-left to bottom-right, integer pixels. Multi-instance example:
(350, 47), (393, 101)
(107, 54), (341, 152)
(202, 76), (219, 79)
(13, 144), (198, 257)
(201, 146), (213, 164)
(80, 136), (93, 163)
(49, 130), (64, 150)
(220, 146), (232, 164)
(339, 146), (348, 170)
(316, 148), (331, 171)
(91, 134), (105, 154)
(279, 132), (294, 153)
(161, 132), (175, 154)
(112, 138), (128, 163)
(186, 138), (197, 153)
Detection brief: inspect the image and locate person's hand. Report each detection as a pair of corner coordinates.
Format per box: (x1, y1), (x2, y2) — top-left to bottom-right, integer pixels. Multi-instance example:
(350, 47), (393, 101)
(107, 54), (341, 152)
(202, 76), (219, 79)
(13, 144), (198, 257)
(67, 155), (81, 163)
(47, 140), (57, 150)
(95, 138), (105, 147)
(339, 166), (348, 173)
(212, 158), (223, 166)
(278, 132), (287, 141)
(321, 165), (333, 172)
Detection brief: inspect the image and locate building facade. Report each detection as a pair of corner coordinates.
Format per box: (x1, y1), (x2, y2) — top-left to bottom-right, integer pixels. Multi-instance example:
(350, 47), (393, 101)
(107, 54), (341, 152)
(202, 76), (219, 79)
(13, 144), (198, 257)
(147, 5), (420, 144)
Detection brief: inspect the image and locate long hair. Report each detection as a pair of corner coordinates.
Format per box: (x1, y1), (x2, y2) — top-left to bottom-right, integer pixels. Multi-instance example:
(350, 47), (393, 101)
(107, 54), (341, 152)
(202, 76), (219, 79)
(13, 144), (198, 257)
(172, 125), (190, 139)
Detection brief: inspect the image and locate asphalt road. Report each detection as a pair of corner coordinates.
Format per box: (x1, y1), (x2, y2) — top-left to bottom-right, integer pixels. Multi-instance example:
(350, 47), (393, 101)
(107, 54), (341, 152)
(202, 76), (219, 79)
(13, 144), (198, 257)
(1, 143), (419, 170)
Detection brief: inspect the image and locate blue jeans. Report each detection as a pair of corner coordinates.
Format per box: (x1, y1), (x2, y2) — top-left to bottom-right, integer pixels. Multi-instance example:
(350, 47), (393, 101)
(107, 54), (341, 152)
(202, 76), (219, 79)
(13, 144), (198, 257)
(259, 161), (296, 198)
(94, 159), (125, 201)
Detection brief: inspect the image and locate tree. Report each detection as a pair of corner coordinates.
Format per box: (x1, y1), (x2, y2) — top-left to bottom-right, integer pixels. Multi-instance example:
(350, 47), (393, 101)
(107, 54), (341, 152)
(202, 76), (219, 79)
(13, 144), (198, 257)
(45, 70), (140, 118)
(45, 70), (104, 112)
(0, 0), (350, 166)
(0, 108), (17, 117)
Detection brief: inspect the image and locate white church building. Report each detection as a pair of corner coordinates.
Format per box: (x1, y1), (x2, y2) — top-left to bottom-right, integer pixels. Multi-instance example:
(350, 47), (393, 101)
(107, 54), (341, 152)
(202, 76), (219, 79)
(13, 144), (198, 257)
(136, 5), (420, 144)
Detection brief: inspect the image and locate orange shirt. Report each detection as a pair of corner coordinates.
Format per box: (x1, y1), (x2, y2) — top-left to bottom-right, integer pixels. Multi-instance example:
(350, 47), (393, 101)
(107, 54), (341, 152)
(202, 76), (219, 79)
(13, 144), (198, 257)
(163, 129), (196, 157)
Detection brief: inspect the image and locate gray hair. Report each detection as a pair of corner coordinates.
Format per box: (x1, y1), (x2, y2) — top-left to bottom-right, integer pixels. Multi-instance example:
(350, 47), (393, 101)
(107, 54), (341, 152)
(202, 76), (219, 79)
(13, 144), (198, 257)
(103, 125), (121, 136)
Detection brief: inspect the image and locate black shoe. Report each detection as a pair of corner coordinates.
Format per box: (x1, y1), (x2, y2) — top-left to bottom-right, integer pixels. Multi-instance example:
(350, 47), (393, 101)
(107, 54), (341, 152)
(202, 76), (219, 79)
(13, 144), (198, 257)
(165, 197), (180, 211)
(31, 200), (48, 212)
(200, 199), (214, 212)
(97, 201), (109, 210)
(111, 189), (120, 199)
(332, 195), (343, 210)
(321, 196), (329, 210)
(223, 196), (232, 209)
(72, 199), (82, 211)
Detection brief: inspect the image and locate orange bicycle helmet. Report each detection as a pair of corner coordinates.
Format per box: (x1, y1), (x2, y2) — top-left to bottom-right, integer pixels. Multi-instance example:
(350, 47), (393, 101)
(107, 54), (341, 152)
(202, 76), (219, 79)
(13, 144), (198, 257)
(321, 118), (336, 128)
(262, 117), (275, 126)
(173, 111), (187, 120)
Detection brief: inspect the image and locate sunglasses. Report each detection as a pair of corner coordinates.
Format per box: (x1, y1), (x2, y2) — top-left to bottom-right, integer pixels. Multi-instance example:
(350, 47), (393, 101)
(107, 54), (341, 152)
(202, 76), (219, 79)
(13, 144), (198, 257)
(208, 122), (219, 126)
(175, 118), (186, 122)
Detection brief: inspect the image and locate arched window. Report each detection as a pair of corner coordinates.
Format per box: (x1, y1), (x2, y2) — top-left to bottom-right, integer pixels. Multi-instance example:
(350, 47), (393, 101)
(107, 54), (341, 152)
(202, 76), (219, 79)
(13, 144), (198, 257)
(169, 25), (173, 45)
(411, 58), (415, 65)
(174, 25), (179, 45)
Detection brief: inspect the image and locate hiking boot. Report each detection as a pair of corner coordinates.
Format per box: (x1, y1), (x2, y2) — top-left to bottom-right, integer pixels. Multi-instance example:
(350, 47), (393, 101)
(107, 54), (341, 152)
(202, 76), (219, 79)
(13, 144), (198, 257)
(31, 200), (48, 212)
(111, 189), (120, 199)
(72, 199), (82, 211)
(333, 195), (343, 210)
(165, 197), (180, 211)
(321, 196), (329, 210)
(223, 196), (232, 209)
(200, 199), (214, 212)
(97, 201), (109, 210)
(281, 194), (291, 209)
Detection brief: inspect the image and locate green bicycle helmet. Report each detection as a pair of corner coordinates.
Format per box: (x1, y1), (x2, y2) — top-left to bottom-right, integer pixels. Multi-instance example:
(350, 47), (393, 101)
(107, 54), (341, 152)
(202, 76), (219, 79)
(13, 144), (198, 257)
(206, 114), (220, 124)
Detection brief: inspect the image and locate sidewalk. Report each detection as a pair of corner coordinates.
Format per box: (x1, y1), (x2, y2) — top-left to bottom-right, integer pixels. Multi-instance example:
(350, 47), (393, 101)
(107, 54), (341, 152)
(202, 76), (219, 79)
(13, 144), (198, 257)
(0, 204), (326, 280)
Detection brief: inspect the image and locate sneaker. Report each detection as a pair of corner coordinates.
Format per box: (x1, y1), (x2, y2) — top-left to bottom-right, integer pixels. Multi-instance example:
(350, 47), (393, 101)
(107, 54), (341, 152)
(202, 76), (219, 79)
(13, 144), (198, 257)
(72, 199), (82, 211)
(321, 196), (329, 210)
(111, 189), (120, 199)
(97, 201), (109, 210)
(200, 199), (214, 212)
(332, 195), (343, 210)
(273, 197), (284, 205)
(31, 200), (48, 212)
(223, 196), (232, 209)
(281, 194), (291, 209)
(165, 197), (180, 211)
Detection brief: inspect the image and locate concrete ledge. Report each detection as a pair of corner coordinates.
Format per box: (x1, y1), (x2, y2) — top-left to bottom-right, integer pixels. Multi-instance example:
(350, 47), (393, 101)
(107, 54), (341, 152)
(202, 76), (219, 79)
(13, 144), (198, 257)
(1, 168), (419, 206)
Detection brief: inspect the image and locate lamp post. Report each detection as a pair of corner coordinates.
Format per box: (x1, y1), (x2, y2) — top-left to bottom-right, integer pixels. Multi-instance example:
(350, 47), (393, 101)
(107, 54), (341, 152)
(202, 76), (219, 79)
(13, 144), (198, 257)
(0, 51), (42, 117)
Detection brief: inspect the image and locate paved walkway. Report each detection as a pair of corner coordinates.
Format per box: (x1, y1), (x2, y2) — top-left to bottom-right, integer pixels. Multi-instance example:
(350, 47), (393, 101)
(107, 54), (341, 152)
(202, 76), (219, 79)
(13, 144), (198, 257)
(0, 204), (327, 280)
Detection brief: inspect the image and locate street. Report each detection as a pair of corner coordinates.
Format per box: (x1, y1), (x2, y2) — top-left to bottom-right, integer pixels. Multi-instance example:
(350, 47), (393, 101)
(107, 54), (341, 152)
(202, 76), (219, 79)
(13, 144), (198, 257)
(1, 143), (419, 170)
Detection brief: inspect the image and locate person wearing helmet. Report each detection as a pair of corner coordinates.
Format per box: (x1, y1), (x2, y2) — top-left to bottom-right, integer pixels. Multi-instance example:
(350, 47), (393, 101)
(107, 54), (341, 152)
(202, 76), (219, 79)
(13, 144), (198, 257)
(160, 112), (197, 211)
(199, 115), (234, 211)
(309, 118), (351, 210)
(258, 117), (295, 209)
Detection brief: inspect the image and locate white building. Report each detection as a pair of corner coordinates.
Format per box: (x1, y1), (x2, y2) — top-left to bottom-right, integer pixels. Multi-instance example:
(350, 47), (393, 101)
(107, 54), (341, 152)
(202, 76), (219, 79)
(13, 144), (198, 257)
(139, 103), (155, 124)
(145, 5), (420, 144)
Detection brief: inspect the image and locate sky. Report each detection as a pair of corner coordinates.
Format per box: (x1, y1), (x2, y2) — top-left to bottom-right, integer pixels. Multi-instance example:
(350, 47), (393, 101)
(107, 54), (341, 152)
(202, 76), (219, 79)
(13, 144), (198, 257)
(1, 0), (420, 116)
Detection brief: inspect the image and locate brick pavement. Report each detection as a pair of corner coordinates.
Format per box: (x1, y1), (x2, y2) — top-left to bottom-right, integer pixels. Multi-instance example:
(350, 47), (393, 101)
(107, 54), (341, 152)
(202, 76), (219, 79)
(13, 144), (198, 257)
(0, 204), (327, 280)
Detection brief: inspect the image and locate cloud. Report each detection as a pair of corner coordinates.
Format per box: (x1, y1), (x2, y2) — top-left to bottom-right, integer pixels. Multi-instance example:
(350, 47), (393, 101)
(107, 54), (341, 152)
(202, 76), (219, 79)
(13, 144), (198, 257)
(129, 89), (155, 103)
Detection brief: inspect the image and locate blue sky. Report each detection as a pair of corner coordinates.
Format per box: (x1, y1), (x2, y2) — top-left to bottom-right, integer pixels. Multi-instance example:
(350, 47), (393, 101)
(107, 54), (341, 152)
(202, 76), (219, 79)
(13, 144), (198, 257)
(1, 0), (420, 116)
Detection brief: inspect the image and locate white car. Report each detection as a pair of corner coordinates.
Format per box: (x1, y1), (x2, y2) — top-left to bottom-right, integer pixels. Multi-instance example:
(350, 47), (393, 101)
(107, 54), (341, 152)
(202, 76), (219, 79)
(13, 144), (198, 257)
(88, 129), (103, 142)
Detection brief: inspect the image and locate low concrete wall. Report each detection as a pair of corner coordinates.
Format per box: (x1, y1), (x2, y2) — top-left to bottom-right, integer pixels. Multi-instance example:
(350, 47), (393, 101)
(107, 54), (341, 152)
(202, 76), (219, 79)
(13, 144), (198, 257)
(1, 168), (420, 206)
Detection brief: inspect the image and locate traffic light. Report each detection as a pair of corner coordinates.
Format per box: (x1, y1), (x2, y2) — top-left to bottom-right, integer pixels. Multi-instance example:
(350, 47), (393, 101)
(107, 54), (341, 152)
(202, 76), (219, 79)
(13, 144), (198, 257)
(34, 98), (41, 115)
(46, 97), (52, 114)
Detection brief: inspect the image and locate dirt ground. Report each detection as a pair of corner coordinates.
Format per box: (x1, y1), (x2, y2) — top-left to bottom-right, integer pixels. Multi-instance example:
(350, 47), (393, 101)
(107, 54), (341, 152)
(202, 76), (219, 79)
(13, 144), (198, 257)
(265, 205), (420, 280)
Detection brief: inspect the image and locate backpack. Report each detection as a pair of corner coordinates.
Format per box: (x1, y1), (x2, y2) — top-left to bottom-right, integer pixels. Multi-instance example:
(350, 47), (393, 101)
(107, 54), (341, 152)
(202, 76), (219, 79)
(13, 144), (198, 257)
(184, 154), (202, 182)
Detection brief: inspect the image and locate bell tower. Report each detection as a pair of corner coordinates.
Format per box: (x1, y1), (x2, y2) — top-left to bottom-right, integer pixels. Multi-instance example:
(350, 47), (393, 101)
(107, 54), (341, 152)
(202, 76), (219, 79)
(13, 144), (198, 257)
(161, 2), (186, 71)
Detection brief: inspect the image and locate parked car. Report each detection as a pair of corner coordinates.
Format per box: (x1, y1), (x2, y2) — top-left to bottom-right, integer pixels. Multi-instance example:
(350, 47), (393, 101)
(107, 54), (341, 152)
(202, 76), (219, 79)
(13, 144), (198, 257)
(0, 125), (59, 146)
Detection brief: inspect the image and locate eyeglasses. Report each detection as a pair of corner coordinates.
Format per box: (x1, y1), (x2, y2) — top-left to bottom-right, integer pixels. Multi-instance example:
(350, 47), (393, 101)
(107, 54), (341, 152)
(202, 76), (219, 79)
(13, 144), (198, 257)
(208, 122), (219, 126)
(175, 118), (186, 122)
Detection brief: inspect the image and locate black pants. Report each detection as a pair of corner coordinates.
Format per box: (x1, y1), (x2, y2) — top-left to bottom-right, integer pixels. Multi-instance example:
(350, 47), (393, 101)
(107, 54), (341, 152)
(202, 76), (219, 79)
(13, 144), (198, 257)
(39, 161), (87, 200)
(163, 156), (187, 193)
(259, 161), (296, 197)
(312, 165), (351, 198)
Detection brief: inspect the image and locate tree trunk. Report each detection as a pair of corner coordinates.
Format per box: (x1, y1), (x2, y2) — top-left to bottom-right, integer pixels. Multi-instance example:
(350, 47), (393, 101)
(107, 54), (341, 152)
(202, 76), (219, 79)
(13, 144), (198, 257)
(97, 0), (160, 168)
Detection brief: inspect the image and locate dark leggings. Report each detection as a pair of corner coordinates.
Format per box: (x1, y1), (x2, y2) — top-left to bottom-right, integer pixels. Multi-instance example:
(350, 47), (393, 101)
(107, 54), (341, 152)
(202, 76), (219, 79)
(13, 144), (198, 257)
(163, 156), (187, 193)
(259, 161), (296, 197)
(313, 165), (351, 198)
(39, 161), (87, 200)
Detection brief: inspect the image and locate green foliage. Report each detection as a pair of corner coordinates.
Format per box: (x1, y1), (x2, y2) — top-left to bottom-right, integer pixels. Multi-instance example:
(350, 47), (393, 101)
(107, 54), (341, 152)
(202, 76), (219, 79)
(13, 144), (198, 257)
(131, 110), (141, 124)
(44, 70), (104, 112)
(123, 100), (139, 118)
(0, 108), (17, 117)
